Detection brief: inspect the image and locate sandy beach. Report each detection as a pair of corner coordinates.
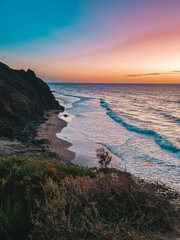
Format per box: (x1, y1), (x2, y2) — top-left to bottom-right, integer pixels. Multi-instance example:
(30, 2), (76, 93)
(0, 109), (121, 168)
(36, 110), (76, 162)
(56, 118), (121, 169)
(37, 110), (121, 168)
(0, 110), (75, 163)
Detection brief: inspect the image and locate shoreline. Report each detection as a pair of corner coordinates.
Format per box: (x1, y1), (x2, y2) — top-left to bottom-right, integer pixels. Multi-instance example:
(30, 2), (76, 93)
(36, 110), (76, 162)
(56, 119), (121, 169)
(56, 115), (180, 199)
(1, 107), (180, 197)
(56, 112), (180, 195)
(0, 106), (121, 169)
(0, 110), (75, 163)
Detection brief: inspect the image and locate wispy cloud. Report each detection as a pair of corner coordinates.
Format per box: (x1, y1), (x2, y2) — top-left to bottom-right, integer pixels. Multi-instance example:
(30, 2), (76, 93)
(172, 70), (180, 73)
(126, 70), (180, 78)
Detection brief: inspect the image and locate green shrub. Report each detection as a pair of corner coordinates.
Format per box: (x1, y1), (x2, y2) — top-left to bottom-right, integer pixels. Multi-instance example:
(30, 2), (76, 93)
(56, 163), (98, 178)
(0, 156), (52, 184)
(0, 156), (98, 239)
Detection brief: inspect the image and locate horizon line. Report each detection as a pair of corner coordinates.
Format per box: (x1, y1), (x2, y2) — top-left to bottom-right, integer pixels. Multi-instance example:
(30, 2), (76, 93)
(46, 81), (180, 85)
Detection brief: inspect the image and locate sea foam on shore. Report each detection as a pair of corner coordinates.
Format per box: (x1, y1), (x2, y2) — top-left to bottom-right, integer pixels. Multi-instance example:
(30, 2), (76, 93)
(56, 116), (120, 169)
(50, 83), (180, 191)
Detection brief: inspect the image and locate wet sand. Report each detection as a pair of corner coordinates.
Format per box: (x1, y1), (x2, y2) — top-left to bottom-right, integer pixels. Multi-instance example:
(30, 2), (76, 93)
(0, 109), (119, 167)
(36, 110), (76, 162)
(57, 114), (121, 169)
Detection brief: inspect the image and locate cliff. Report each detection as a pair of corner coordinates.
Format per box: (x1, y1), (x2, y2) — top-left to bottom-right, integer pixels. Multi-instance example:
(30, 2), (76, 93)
(0, 62), (64, 138)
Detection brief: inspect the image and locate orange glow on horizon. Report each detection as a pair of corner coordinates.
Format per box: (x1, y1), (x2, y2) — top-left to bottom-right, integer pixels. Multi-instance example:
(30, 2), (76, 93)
(1, 2), (180, 84)
(31, 25), (180, 83)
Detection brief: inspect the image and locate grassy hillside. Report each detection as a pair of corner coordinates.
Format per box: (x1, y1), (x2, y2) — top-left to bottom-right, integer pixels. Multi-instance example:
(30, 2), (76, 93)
(0, 156), (179, 240)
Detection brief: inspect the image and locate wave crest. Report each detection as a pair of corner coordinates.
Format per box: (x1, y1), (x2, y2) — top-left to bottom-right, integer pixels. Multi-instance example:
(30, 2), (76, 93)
(100, 98), (180, 154)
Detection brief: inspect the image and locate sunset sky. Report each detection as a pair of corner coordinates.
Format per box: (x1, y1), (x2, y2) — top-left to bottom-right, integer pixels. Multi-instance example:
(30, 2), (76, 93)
(0, 0), (180, 83)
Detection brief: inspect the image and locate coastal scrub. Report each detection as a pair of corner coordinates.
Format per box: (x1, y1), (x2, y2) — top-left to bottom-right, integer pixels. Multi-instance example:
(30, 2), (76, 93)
(0, 155), (179, 240)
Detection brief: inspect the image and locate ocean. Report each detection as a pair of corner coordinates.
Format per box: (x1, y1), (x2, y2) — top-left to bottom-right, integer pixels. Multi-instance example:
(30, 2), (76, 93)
(49, 83), (180, 190)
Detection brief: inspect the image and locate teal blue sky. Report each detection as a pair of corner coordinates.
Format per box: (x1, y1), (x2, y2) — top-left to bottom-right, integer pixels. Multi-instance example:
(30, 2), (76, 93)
(0, 0), (180, 83)
(0, 0), (80, 45)
(0, 0), (141, 60)
(0, 0), (136, 46)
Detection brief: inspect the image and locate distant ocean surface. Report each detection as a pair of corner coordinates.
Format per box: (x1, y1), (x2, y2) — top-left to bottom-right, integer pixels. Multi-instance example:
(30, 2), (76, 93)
(49, 83), (180, 190)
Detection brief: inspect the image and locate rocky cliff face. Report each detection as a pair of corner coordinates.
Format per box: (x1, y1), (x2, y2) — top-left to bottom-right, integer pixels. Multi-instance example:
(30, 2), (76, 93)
(0, 62), (64, 138)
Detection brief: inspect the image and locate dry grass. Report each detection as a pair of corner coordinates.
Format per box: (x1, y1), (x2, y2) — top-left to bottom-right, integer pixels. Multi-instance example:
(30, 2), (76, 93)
(30, 172), (180, 240)
(0, 155), (179, 239)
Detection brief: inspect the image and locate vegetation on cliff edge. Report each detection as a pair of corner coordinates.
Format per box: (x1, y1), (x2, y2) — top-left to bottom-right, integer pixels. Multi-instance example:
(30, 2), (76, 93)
(0, 155), (179, 240)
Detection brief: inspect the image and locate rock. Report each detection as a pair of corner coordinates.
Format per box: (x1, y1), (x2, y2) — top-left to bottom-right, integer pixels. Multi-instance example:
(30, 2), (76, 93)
(54, 111), (60, 114)
(0, 62), (64, 138)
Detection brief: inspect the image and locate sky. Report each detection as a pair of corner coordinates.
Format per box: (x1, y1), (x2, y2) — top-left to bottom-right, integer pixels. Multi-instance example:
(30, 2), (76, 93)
(0, 0), (180, 83)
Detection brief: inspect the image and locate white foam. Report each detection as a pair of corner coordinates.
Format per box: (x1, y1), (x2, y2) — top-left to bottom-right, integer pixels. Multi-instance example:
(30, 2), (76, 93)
(56, 124), (120, 168)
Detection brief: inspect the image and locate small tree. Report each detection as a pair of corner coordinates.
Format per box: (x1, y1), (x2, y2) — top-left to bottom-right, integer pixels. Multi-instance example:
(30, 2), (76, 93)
(96, 147), (112, 169)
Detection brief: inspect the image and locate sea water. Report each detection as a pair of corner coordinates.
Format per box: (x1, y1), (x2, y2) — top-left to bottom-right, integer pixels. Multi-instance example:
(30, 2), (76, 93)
(49, 83), (180, 190)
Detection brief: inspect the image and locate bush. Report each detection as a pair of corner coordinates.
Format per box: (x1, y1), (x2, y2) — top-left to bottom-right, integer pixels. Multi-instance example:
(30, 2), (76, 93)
(0, 155), (179, 240)
(56, 163), (98, 178)
(96, 147), (112, 169)
(0, 156), (98, 240)
(30, 173), (180, 240)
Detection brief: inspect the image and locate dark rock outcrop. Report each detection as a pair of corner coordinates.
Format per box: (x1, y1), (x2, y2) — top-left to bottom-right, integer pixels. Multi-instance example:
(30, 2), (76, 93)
(0, 62), (64, 138)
